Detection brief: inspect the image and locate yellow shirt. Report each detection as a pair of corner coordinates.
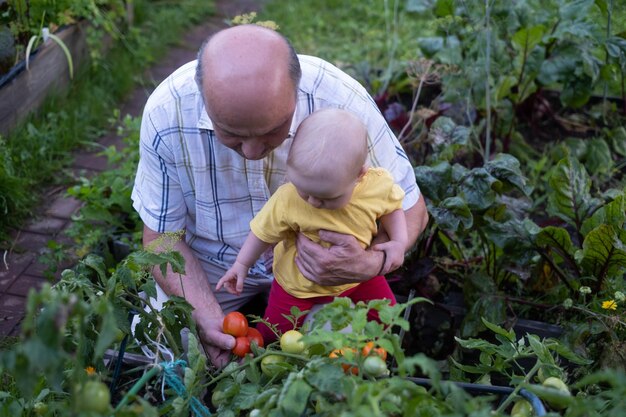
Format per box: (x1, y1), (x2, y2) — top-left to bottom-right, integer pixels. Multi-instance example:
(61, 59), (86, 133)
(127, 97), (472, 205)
(250, 167), (405, 298)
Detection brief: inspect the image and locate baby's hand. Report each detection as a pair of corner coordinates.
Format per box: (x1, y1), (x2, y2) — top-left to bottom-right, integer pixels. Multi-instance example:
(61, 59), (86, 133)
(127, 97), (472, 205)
(371, 240), (405, 275)
(216, 262), (248, 295)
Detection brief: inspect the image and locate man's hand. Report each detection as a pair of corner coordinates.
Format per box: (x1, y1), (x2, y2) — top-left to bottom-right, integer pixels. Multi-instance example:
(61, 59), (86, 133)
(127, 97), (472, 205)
(294, 230), (382, 286)
(194, 313), (235, 368)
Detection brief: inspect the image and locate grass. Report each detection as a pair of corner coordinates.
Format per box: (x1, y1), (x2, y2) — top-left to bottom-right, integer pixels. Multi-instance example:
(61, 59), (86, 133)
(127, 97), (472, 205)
(258, 0), (436, 96)
(0, 0), (216, 247)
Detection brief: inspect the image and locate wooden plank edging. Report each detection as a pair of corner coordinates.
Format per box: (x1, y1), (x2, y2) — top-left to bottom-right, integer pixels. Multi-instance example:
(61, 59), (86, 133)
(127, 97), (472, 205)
(0, 21), (91, 137)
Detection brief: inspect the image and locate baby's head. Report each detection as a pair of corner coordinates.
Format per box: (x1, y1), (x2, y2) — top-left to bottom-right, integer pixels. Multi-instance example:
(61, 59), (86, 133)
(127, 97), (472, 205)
(287, 108), (368, 209)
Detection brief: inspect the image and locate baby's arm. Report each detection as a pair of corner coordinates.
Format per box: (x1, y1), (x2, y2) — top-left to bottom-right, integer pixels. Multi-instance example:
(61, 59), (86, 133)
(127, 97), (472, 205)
(371, 209), (408, 275)
(216, 232), (271, 295)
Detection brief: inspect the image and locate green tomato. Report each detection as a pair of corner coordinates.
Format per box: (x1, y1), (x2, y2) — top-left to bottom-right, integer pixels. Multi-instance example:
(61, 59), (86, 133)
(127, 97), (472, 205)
(542, 377), (569, 393)
(280, 330), (305, 354)
(510, 399), (532, 417)
(526, 378), (572, 411)
(76, 380), (111, 414)
(362, 355), (389, 377)
(261, 354), (288, 377)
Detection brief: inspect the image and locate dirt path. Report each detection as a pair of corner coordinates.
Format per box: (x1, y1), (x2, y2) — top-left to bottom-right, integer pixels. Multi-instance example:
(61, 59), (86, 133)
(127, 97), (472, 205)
(0, 0), (266, 337)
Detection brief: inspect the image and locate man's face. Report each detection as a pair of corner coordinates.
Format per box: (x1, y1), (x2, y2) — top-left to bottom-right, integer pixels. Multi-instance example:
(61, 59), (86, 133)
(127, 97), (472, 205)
(212, 108), (294, 160)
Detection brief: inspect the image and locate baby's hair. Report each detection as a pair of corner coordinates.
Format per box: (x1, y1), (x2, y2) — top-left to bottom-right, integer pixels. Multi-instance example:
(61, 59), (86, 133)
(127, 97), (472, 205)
(288, 108), (368, 183)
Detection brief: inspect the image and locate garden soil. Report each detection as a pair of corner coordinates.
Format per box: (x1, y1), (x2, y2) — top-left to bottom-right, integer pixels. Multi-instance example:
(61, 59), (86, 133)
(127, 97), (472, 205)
(0, 0), (267, 337)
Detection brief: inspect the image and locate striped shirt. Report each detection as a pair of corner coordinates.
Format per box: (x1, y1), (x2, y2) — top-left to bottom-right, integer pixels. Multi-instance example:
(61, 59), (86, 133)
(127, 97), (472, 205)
(131, 55), (420, 274)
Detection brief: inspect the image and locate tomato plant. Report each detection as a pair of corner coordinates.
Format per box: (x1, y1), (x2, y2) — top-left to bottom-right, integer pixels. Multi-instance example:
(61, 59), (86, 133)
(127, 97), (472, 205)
(280, 330), (304, 354)
(246, 327), (264, 348)
(232, 336), (251, 357)
(223, 311), (249, 337)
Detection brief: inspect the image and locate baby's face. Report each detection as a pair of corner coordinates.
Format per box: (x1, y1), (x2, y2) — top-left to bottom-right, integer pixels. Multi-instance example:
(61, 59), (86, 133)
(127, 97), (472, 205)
(290, 171), (357, 210)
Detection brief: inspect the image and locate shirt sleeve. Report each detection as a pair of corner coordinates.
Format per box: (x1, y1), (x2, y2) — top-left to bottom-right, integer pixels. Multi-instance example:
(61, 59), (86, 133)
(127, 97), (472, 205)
(131, 106), (187, 233)
(249, 185), (293, 244)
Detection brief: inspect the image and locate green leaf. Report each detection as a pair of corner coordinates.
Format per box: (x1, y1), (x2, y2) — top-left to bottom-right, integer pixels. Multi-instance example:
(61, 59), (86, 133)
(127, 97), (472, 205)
(608, 126), (626, 157)
(482, 318), (515, 342)
(83, 254), (108, 284)
(561, 76), (593, 108)
(484, 153), (533, 196)
(414, 161), (454, 203)
(560, 0), (594, 21)
(581, 194), (626, 236)
(429, 196), (473, 231)
(580, 224), (626, 280)
(535, 226), (576, 260)
(527, 334), (553, 363)
(512, 25), (546, 52)
(417, 36), (444, 58)
(458, 168), (499, 211)
(547, 338), (593, 365)
(454, 337), (498, 353)
(279, 379), (313, 417)
(428, 116), (471, 160)
(583, 138), (613, 176)
(547, 157), (600, 228)
(434, 0), (454, 16)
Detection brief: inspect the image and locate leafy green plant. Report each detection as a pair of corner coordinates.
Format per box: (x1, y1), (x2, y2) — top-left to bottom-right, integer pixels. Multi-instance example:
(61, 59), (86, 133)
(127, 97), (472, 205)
(410, 0), (623, 160)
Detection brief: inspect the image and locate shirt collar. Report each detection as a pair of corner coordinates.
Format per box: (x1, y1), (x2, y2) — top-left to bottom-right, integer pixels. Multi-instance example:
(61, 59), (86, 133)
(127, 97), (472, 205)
(197, 106), (214, 130)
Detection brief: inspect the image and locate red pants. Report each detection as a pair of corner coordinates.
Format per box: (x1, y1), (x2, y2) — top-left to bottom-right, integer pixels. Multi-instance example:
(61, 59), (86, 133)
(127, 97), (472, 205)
(256, 275), (396, 343)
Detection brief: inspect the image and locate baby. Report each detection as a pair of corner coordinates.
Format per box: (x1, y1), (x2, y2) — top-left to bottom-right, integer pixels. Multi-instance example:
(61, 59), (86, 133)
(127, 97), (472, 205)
(217, 108), (408, 341)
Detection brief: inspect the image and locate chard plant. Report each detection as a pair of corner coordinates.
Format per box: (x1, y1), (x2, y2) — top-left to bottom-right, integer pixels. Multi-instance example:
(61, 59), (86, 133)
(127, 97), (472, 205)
(409, 0), (622, 159)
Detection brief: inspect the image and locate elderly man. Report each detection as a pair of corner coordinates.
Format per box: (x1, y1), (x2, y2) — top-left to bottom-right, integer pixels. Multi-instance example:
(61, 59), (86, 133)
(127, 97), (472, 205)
(131, 24), (428, 366)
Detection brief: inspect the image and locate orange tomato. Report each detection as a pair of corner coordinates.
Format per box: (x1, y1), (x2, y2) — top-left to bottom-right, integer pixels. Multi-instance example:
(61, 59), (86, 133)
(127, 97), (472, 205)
(329, 348), (358, 375)
(361, 341), (388, 361)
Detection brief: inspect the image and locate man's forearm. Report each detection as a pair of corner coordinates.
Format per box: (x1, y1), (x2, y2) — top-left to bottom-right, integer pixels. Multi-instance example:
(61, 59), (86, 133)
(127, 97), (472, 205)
(404, 197), (429, 250)
(143, 226), (223, 319)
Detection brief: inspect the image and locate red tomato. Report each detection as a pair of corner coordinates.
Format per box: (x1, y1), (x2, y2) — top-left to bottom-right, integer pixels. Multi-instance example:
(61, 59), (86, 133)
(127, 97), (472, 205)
(232, 336), (251, 357)
(223, 311), (248, 337)
(246, 327), (264, 348)
(361, 341), (388, 361)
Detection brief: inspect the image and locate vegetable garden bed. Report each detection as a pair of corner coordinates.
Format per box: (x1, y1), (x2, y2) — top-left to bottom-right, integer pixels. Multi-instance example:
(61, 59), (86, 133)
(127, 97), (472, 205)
(2, 1), (626, 416)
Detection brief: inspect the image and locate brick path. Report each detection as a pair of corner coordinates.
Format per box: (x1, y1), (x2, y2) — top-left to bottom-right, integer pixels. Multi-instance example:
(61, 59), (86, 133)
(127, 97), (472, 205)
(0, 0), (265, 338)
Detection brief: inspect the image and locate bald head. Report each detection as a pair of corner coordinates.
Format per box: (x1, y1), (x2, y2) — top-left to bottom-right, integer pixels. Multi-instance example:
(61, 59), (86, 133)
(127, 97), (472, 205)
(196, 25), (301, 134)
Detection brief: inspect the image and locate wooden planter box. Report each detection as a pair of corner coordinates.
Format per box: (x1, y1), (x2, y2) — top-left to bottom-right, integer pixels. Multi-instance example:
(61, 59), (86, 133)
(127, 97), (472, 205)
(0, 21), (91, 137)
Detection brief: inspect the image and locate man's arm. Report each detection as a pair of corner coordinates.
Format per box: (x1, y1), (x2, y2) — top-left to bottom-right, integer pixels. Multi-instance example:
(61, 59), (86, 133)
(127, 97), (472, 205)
(143, 225), (235, 366)
(294, 197), (429, 286)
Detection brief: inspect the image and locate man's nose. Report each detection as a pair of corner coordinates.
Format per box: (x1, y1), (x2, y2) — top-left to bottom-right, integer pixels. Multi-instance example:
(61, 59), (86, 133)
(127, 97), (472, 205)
(241, 140), (265, 159)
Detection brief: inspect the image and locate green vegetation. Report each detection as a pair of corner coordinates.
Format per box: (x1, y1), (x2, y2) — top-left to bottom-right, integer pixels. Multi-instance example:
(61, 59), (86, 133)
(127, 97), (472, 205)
(1, 1), (626, 416)
(0, 0), (215, 246)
